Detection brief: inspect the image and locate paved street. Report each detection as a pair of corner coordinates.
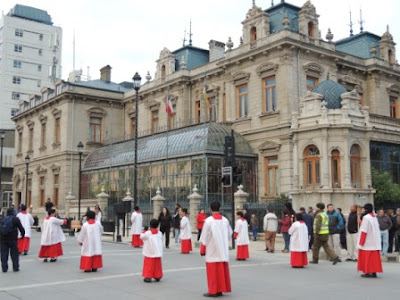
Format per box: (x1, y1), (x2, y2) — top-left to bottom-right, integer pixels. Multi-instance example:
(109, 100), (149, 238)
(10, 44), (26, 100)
(0, 231), (399, 300)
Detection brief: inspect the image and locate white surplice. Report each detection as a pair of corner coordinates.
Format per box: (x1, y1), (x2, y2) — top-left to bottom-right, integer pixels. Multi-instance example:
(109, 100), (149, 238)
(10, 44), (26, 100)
(77, 221), (103, 257)
(130, 211), (143, 235)
(180, 215), (192, 240)
(288, 221), (309, 252)
(40, 216), (66, 246)
(140, 230), (163, 258)
(234, 218), (249, 246)
(357, 214), (381, 251)
(16, 212), (34, 238)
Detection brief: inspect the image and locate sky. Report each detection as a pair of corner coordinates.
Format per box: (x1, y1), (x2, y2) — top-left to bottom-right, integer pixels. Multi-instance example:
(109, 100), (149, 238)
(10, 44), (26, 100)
(1, 0), (399, 84)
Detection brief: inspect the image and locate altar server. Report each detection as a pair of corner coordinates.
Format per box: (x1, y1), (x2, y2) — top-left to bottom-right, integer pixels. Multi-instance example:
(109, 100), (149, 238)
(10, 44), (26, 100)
(288, 213), (309, 268)
(16, 204), (34, 255)
(180, 208), (192, 254)
(140, 219), (163, 282)
(234, 211), (250, 260)
(131, 206), (143, 247)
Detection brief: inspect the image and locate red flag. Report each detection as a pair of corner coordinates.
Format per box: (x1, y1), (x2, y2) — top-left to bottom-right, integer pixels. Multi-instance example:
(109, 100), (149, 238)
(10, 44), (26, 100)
(164, 97), (174, 115)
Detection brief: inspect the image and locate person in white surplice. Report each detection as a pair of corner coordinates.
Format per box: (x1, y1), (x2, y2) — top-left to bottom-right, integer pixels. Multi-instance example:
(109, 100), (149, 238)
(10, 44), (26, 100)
(234, 211), (249, 260)
(77, 211), (103, 272)
(16, 204), (34, 255)
(179, 208), (192, 254)
(131, 206), (143, 247)
(288, 213), (309, 268)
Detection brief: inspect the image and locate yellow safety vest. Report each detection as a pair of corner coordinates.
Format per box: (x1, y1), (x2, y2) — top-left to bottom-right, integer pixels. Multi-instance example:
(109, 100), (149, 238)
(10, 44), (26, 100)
(314, 212), (329, 234)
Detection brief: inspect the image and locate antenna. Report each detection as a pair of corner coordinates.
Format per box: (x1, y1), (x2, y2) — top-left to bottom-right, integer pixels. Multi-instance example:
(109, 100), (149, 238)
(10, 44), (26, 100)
(358, 9), (365, 33)
(189, 18), (193, 46)
(271, 0), (274, 6)
(348, 9), (354, 37)
(73, 29), (76, 70)
(182, 29), (187, 47)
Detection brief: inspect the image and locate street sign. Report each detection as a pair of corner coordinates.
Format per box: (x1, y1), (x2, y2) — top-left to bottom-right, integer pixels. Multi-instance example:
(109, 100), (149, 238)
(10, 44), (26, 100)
(221, 166), (232, 187)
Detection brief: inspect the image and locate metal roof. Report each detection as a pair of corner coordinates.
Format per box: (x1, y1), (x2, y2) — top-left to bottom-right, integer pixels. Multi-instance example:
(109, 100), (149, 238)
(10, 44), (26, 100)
(312, 79), (347, 109)
(173, 46), (209, 71)
(71, 80), (129, 93)
(335, 32), (381, 59)
(8, 4), (53, 25)
(83, 122), (256, 171)
(266, 2), (300, 34)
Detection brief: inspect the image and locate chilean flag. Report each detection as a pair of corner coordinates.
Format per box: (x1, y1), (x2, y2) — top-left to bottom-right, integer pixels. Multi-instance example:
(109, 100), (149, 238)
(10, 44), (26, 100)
(164, 97), (174, 115)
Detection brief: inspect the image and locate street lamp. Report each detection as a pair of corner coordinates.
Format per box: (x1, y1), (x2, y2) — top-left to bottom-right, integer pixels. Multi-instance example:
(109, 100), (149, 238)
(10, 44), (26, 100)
(132, 72), (141, 207)
(77, 141), (84, 220)
(0, 131), (5, 208)
(24, 154), (30, 205)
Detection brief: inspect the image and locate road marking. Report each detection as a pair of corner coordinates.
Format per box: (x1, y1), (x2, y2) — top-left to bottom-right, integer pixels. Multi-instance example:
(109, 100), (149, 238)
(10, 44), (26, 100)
(0, 261), (287, 292)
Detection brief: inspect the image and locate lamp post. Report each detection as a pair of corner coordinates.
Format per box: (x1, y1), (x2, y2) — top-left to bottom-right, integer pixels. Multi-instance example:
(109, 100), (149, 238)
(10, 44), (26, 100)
(0, 131), (5, 208)
(77, 141), (84, 220)
(24, 155), (30, 205)
(132, 72), (141, 207)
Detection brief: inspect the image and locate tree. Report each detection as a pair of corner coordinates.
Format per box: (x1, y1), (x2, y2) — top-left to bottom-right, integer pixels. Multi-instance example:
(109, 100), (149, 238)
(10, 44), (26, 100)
(371, 168), (400, 205)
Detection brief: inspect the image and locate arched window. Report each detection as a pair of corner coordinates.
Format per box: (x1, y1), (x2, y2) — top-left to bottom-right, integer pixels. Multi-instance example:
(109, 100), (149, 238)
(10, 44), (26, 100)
(304, 145), (320, 188)
(350, 145), (361, 188)
(388, 49), (393, 64)
(161, 65), (166, 79)
(331, 150), (341, 188)
(308, 22), (314, 37)
(250, 26), (257, 45)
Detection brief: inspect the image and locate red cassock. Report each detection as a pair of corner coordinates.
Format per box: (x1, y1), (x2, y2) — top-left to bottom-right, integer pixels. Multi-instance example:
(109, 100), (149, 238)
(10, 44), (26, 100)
(141, 228), (163, 279)
(234, 218), (250, 260)
(18, 237), (30, 253)
(290, 252), (308, 267)
(77, 219), (103, 271)
(181, 239), (192, 253)
(39, 216), (66, 258)
(38, 243), (63, 258)
(132, 234), (144, 247)
(288, 221), (309, 267)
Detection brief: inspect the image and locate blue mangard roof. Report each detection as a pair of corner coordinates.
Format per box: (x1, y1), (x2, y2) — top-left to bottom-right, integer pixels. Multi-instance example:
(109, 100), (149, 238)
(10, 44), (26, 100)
(83, 122), (256, 171)
(173, 46), (209, 71)
(312, 79), (347, 109)
(71, 80), (130, 93)
(335, 32), (381, 59)
(8, 4), (53, 25)
(266, 2), (300, 34)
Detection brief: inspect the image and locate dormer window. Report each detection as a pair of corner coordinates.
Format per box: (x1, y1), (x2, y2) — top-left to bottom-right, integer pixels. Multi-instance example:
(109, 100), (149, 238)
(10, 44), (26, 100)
(250, 26), (257, 45)
(388, 49), (394, 64)
(308, 22), (314, 37)
(161, 65), (166, 79)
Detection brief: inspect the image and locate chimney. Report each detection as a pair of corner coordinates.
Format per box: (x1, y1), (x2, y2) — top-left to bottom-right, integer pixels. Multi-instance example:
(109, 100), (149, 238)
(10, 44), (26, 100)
(209, 40), (225, 62)
(100, 65), (112, 82)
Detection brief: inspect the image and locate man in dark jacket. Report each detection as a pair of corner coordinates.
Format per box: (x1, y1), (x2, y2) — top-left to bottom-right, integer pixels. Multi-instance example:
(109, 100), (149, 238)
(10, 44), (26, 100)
(387, 209), (397, 253)
(0, 208), (25, 272)
(377, 209), (392, 255)
(299, 207), (312, 249)
(327, 204), (344, 261)
(346, 205), (359, 262)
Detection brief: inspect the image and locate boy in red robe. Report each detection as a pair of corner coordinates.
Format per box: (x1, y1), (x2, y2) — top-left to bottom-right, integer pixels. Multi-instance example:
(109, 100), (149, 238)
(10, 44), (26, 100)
(140, 219), (163, 283)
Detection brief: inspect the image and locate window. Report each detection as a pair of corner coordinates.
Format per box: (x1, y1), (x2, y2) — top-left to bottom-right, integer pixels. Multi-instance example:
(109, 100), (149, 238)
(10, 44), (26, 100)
(350, 145), (361, 188)
(56, 84), (62, 95)
(39, 34), (43, 41)
(41, 123), (46, 147)
(236, 84), (248, 118)
(130, 117), (135, 139)
(11, 108), (18, 117)
(304, 145), (320, 188)
(89, 117), (102, 142)
(54, 174), (59, 207)
(15, 29), (23, 37)
(207, 97), (216, 122)
(12, 92), (20, 100)
(331, 150), (341, 188)
(54, 174), (59, 185)
(222, 93), (226, 122)
(53, 188), (59, 207)
(265, 157), (279, 196)
(151, 110), (159, 133)
(195, 100), (201, 123)
(250, 26), (257, 45)
(390, 97), (398, 118)
(38, 64), (42, 72)
(13, 60), (21, 68)
(28, 127), (34, 151)
(14, 44), (22, 53)
(40, 188), (45, 207)
(13, 76), (21, 84)
(161, 65), (166, 79)
(263, 76), (277, 112)
(55, 118), (61, 143)
(388, 49), (393, 64)
(38, 49), (43, 56)
(168, 104), (176, 129)
(306, 75), (318, 91)
(308, 22), (314, 37)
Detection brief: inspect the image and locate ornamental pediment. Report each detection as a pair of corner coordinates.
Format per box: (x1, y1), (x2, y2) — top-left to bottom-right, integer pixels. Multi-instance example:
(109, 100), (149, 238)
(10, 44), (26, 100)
(35, 165), (47, 175)
(146, 99), (161, 111)
(50, 163), (61, 173)
(303, 62), (324, 75)
(87, 106), (107, 118)
(259, 140), (281, 152)
(256, 63), (279, 77)
(231, 71), (250, 84)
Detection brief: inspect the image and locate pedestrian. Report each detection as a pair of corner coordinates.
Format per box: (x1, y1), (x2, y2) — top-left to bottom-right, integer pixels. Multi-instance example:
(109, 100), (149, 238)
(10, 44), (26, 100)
(337, 208), (347, 250)
(357, 203), (383, 278)
(131, 205), (143, 248)
(327, 204), (344, 261)
(38, 209), (67, 263)
(387, 209), (397, 253)
(288, 213), (309, 268)
(284, 202), (296, 223)
(299, 207), (312, 249)
(77, 211), (103, 273)
(308, 206), (314, 249)
(196, 209), (207, 241)
(377, 209), (392, 255)
(45, 198), (54, 213)
(173, 203), (182, 245)
(16, 204), (34, 255)
(396, 208), (400, 252)
(140, 219), (163, 283)
(309, 202), (340, 265)
(263, 209), (278, 253)
(199, 201), (232, 298)
(250, 214), (258, 241)
(180, 208), (192, 254)
(346, 205), (359, 262)
(243, 209), (251, 226)
(94, 204), (102, 224)
(0, 208), (25, 272)
(158, 207), (172, 249)
(279, 209), (291, 253)
(234, 211), (250, 261)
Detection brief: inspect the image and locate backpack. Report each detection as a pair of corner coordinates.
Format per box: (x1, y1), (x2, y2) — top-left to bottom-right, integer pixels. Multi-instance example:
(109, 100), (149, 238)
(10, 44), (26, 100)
(0, 216), (14, 235)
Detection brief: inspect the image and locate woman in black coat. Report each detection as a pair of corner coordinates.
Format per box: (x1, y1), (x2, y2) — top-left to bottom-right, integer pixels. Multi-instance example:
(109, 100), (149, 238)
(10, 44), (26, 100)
(158, 207), (173, 248)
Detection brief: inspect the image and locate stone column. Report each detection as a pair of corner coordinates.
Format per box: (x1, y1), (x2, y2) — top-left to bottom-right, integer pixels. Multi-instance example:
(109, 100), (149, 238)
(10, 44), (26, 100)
(152, 187), (165, 219)
(188, 184), (203, 233)
(234, 185), (249, 215)
(96, 186), (109, 216)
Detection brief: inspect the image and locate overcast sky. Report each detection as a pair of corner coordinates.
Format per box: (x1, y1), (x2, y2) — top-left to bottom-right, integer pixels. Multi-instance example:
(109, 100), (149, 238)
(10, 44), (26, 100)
(2, 0), (399, 83)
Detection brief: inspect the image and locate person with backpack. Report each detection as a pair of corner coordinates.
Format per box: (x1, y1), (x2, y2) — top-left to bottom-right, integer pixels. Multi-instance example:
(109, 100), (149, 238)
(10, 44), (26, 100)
(0, 207), (25, 272)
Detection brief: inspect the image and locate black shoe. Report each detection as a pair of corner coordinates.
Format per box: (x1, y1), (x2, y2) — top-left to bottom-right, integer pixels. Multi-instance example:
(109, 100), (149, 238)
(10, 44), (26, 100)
(345, 258), (353, 262)
(353, 259), (358, 262)
(84, 270), (92, 273)
(24, 251), (28, 255)
(166, 246), (169, 249)
(13, 268), (19, 272)
(309, 260), (318, 264)
(155, 278), (161, 282)
(203, 293), (219, 297)
(332, 258), (340, 265)
(50, 258), (57, 263)
(43, 258), (48, 263)
(361, 273), (373, 278)
(2, 269), (7, 273)
(216, 293), (222, 297)
(144, 278), (152, 283)
(92, 269), (97, 272)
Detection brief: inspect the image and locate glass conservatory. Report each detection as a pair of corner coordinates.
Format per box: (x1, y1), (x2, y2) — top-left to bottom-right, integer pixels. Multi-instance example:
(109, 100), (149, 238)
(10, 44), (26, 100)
(81, 122), (258, 206)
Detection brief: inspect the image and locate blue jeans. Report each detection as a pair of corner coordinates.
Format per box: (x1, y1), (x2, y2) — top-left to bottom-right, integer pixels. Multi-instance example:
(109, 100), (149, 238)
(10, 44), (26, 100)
(282, 232), (290, 250)
(252, 228), (258, 241)
(174, 228), (180, 244)
(380, 229), (389, 254)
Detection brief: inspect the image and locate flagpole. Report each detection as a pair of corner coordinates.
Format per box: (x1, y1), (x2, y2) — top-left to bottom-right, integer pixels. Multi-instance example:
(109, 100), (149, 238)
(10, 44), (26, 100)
(203, 72), (208, 206)
(165, 85), (170, 199)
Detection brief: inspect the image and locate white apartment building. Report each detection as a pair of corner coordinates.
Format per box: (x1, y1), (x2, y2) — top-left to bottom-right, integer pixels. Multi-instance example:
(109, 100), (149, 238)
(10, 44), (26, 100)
(0, 4), (62, 129)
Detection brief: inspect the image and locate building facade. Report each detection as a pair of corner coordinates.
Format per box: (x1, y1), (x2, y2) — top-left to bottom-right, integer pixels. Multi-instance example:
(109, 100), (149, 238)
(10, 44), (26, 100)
(12, 0), (400, 220)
